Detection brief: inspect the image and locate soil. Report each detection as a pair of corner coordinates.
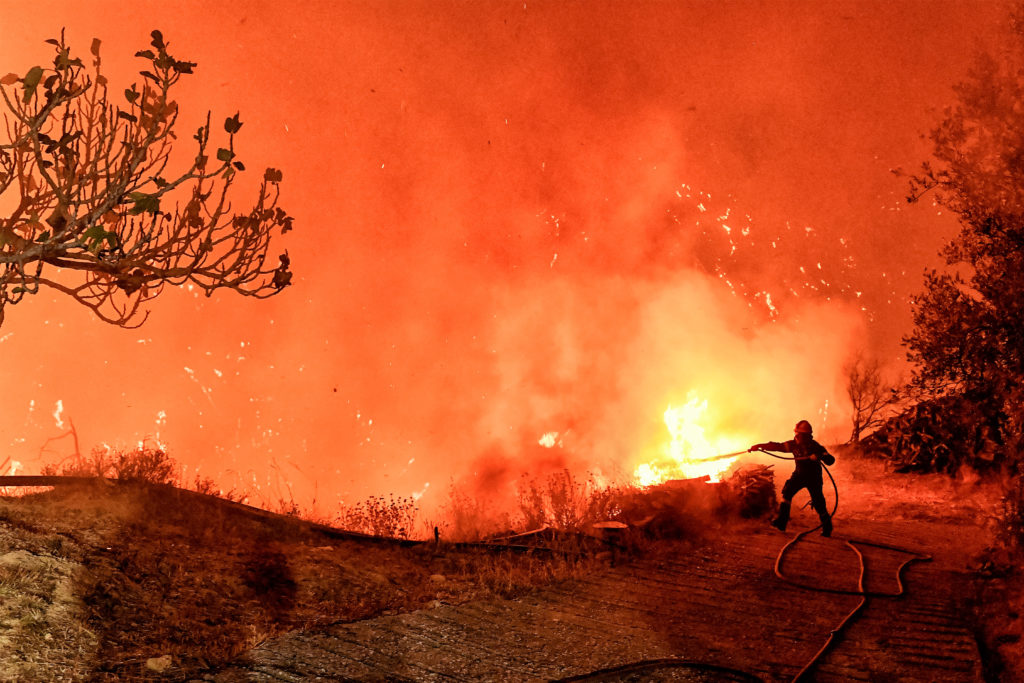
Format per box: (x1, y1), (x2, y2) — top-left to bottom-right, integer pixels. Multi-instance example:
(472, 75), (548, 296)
(0, 453), (1021, 682)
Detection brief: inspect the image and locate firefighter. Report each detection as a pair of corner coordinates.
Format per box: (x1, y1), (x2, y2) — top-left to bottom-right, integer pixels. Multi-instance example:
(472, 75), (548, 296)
(749, 420), (835, 537)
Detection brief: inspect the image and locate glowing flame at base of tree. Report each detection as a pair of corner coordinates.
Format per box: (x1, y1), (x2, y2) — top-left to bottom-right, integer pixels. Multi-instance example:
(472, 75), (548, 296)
(634, 394), (748, 486)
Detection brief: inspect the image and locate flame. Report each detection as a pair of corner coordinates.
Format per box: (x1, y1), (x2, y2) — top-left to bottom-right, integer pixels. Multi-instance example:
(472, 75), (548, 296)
(634, 393), (747, 485)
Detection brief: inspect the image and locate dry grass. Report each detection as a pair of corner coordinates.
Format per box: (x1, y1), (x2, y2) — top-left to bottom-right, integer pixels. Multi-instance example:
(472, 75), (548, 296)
(829, 444), (1004, 524)
(0, 498), (98, 681)
(17, 447), (1010, 679)
(835, 445), (1024, 682)
(515, 470), (625, 533)
(0, 473), (610, 681)
(971, 473), (1024, 681)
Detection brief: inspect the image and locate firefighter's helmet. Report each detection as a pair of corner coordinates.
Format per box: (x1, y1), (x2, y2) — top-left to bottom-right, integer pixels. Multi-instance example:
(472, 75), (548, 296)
(794, 420), (813, 434)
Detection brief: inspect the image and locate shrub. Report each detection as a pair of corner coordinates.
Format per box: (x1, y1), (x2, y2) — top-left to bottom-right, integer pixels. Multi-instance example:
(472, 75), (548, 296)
(438, 483), (513, 542)
(336, 494), (418, 539)
(858, 395), (1003, 473)
(110, 445), (176, 484)
(187, 474), (244, 503)
(515, 470), (626, 532)
(40, 448), (109, 478)
(42, 444), (177, 485)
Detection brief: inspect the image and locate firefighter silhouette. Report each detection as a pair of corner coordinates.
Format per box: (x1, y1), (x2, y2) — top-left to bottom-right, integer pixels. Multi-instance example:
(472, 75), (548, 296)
(750, 420), (835, 537)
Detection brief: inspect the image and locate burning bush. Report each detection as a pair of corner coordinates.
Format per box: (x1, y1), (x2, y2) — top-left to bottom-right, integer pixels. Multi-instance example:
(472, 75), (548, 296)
(456, 466), (782, 546)
(430, 471), (624, 543)
(41, 443), (177, 485)
(432, 482), (514, 542)
(515, 470), (623, 532)
(335, 494), (419, 539)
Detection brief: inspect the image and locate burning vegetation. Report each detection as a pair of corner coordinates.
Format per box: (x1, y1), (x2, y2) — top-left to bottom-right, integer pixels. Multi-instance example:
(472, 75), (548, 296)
(6, 3), (1024, 680)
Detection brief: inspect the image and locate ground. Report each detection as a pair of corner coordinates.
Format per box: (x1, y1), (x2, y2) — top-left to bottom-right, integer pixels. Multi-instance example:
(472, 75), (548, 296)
(0, 453), (1021, 682)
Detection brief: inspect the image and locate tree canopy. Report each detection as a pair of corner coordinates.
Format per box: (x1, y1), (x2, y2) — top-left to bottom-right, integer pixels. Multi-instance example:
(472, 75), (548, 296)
(0, 30), (292, 328)
(905, 9), (1024, 401)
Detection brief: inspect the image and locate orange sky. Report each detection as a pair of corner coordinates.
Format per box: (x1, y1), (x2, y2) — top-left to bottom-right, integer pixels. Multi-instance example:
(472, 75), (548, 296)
(0, 1), (1010, 516)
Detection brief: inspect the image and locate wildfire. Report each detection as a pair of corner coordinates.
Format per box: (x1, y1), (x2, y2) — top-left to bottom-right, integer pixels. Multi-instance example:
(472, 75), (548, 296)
(634, 394), (747, 486)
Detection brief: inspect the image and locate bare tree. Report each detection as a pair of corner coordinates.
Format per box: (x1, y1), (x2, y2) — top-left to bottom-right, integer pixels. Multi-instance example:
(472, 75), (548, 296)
(845, 351), (901, 443)
(0, 30), (292, 328)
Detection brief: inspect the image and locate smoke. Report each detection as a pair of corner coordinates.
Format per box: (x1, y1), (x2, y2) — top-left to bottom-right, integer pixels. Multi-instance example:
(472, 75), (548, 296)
(445, 254), (862, 512)
(0, 1), (1009, 522)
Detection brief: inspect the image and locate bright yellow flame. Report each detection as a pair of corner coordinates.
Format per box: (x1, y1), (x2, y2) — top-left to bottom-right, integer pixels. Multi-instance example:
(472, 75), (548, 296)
(634, 393), (745, 486)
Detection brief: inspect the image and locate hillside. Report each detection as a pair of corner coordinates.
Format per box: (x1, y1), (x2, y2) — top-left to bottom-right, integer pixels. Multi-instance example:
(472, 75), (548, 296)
(1, 455), (1022, 682)
(0, 481), (597, 681)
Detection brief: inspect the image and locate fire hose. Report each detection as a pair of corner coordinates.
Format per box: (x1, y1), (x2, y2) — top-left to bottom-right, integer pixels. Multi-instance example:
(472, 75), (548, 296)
(755, 448), (933, 681)
(556, 449), (932, 683)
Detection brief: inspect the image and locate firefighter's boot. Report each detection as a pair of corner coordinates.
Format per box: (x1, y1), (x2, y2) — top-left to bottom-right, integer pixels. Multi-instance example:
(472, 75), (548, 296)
(818, 510), (833, 538)
(771, 502), (791, 531)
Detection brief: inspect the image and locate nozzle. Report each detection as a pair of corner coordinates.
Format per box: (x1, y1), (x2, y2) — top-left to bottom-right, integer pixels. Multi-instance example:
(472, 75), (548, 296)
(692, 449), (750, 463)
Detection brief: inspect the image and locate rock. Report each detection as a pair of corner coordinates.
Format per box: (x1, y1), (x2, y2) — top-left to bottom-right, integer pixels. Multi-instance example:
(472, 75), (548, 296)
(145, 655), (173, 673)
(429, 574), (447, 584)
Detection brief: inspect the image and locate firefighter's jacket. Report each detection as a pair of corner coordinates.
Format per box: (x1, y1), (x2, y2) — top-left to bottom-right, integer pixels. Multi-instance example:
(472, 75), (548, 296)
(757, 438), (835, 479)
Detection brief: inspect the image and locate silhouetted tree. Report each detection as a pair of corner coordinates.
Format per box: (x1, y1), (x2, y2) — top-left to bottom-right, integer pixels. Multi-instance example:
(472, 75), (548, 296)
(844, 352), (900, 443)
(0, 31), (292, 328)
(904, 7), (1024, 419)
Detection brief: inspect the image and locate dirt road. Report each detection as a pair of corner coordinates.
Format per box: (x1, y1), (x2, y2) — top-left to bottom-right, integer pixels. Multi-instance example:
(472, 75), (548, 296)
(213, 509), (986, 682)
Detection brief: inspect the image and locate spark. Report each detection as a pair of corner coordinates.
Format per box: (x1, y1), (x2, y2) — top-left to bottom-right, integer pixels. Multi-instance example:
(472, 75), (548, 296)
(412, 482), (431, 501)
(53, 400), (65, 430)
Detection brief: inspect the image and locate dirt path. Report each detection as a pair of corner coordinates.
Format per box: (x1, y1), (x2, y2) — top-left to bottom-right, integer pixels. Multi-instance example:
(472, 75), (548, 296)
(212, 509), (987, 682)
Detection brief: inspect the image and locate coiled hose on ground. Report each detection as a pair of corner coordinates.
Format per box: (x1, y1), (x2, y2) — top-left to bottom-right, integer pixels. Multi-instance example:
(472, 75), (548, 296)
(556, 450), (933, 683)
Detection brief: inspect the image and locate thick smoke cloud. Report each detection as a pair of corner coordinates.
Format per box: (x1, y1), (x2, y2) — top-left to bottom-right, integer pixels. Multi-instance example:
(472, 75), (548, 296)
(0, 2), (1010, 519)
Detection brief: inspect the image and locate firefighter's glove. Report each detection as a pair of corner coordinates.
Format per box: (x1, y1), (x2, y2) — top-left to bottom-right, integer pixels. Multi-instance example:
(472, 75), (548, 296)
(821, 452), (836, 466)
(749, 444), (764, 452)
